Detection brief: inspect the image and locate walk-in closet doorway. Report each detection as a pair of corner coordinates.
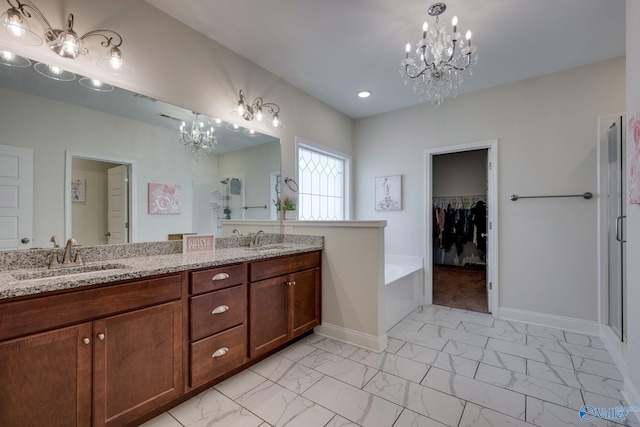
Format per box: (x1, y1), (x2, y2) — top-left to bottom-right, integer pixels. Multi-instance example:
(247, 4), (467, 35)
(424, 140), (498, 315)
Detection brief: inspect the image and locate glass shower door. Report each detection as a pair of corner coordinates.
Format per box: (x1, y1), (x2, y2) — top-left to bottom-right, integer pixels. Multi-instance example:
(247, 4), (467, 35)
(607, 117), (625, 340)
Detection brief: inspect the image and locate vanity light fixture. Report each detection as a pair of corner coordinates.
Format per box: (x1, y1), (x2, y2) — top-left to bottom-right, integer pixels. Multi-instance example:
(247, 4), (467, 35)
(0, 0), (133, 76)
(400, 2), (477, 105)
(178, 112), (217, 160)
(234, 89), (283, 128)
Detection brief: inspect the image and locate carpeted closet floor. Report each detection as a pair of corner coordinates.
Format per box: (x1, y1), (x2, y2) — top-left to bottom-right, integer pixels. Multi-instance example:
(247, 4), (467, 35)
(433, 265), (488, 313)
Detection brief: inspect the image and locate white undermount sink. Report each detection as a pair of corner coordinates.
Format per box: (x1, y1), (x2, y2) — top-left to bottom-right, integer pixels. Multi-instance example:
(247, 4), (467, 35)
(11, 263), (130, 281)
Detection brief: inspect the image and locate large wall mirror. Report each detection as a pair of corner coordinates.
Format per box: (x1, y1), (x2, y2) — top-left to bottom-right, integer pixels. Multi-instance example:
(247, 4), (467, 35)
(0, 54), (280, 250)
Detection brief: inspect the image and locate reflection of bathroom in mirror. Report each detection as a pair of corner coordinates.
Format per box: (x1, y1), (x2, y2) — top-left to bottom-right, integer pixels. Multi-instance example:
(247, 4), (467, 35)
(0, 52), (281, 249)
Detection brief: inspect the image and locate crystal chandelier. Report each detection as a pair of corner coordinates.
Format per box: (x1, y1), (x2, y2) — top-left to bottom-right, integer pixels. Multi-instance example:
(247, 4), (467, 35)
(234, 90), (282, 128)
(178, 112), (217, 160)
(400, 2), (477, 105)
(0, 0), (132, 76)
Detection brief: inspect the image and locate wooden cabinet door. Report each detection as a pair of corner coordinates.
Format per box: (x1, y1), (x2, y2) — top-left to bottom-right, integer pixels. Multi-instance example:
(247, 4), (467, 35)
(249, 276), (289, 357)
(93, 301), (183, 427)
(0, 323), (92, 427)
(289, 268), (320, 338)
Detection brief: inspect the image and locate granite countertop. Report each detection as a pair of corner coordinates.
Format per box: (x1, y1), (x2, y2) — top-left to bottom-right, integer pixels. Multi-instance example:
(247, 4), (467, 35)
(0, 239), (323, 301)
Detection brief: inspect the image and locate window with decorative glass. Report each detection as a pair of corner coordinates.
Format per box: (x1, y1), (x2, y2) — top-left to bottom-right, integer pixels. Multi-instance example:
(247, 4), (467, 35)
(297, 144), (347, 220)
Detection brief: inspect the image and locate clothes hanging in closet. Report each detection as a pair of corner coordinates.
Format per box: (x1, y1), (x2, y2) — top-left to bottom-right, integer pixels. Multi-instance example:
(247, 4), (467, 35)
(433, 196), (486, 263)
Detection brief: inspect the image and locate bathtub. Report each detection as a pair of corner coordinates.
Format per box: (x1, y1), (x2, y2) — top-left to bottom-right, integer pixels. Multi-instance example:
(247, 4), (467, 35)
(385, 255), (424, 330)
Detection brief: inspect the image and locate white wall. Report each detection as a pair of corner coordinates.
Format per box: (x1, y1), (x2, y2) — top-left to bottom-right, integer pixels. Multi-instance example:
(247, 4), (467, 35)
(354, 57), (626, 323)
(624, 0), (640, 409)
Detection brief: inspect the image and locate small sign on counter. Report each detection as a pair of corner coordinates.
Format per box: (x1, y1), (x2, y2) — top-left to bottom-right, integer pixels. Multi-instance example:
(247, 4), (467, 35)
(183, 234), (215, 254)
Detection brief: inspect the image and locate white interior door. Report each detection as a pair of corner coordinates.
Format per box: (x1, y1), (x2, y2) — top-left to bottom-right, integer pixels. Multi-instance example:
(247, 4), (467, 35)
(107, 165), (129, 244)
(0, 144), (33, 250)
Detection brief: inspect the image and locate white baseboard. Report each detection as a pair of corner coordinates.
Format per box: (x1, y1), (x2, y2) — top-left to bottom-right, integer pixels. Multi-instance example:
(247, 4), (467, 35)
(314, 322), (387, 353)
(599, 325), (628, 377)
(499, 307), (600, 336)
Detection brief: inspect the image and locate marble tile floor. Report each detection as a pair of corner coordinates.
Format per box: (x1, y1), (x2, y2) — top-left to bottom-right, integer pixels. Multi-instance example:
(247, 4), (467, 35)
(142, 305), (639, 427)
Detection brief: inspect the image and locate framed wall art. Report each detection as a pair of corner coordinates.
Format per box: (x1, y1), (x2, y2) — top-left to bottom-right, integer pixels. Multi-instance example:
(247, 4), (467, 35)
(148, 183), (182, 215)
(375, 175), (402, 211)
(71, 178), (86, 203)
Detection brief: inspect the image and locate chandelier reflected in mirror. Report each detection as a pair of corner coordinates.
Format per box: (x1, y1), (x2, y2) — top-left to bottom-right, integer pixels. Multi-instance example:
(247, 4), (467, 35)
(400, 2), (477, 105)
(178, 112), (217, 160)
(0, 0), (132, 76)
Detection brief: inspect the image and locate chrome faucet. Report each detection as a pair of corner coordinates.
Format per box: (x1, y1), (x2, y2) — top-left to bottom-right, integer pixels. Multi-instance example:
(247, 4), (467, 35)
(250, 230), (265, 248)
(232, 229), (242, 237)
(62, 238), (77, 264)
(49, 238), (83, 269)
(50, 235), (60, 248)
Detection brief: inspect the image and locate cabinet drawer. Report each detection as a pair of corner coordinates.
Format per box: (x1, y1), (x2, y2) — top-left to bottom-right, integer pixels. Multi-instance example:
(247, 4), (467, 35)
(190, 325), (246, 388)
(190, 284), (246, 341)
(190, 263), (246, 295)
(249, 251), (320, 282)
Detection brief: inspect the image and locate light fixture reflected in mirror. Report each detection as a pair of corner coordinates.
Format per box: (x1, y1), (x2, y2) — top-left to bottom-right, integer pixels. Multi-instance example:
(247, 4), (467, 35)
(178, 112), (217, 160)
(78, 76), (114, 92)
(0, 49), (30, 66)
(243, 128), (258, 137)
(226, 122), (242, 132)
(233, 89), (283, 128)
(0, 0), (133, 75)
(34, 61), (75, 81)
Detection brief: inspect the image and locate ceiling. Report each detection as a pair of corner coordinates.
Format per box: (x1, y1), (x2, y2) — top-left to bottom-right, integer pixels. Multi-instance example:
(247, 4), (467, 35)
(146, 0), (626, 119)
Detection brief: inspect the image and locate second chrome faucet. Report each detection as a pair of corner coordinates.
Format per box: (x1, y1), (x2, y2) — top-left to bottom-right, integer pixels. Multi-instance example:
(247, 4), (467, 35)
(49, 238), (83, 269)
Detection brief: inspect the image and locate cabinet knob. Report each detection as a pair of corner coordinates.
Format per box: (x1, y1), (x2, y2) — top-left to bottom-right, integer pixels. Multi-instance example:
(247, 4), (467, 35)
(212, 273), (230, 281)
(83, 337), (90, 345)
(286, 281), (296, 286)
(212, 347), (229, 358)
(97, 333), (105, 341)
(211, 305), (229, 315)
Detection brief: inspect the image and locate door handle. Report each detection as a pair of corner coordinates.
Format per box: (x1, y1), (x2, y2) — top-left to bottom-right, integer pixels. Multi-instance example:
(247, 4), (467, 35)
(615, 215), (626, 243)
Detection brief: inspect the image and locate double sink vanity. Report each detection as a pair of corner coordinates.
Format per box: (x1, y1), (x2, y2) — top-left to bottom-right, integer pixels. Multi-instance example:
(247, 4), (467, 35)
(0, 234), (323, 426)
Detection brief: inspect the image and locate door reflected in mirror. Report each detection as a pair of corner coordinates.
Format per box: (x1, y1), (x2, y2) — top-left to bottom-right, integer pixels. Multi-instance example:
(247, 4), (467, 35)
(67, 154), (134, 246)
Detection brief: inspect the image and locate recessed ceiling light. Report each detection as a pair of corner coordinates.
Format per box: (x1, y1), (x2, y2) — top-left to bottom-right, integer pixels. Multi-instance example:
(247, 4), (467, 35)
(357, 90), (372, 98)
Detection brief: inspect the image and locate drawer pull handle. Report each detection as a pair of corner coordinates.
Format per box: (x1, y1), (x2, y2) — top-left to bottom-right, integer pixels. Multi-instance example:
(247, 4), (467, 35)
(82, 338), (90, 345)
(97, 333), (105, 341)
(212, 273), (230, 281)
(212, 347), (229, 358)
(287, 281), (296, 286)
(211, 305), (229, 315)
